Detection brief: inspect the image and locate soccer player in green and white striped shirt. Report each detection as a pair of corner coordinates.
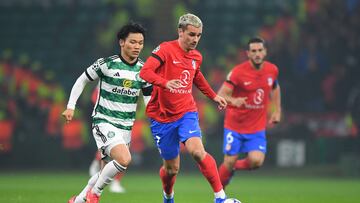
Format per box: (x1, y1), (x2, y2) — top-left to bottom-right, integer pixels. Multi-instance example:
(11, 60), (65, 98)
(62, 22), (151, 203)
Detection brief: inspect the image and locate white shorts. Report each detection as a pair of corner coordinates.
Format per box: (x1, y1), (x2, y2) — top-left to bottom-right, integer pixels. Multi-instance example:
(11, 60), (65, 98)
(92, 122), (131, 160)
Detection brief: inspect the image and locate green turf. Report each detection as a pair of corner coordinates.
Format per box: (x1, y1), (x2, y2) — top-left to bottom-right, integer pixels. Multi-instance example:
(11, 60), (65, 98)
(0, 171), (359, 203)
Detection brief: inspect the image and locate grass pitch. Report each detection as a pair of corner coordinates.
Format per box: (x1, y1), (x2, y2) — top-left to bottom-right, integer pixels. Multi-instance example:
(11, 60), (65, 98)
(0, 171), (359, 203)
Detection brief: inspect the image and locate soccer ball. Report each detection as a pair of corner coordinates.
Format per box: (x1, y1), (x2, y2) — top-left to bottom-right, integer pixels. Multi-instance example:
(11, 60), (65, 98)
(224, 198), (242, 203)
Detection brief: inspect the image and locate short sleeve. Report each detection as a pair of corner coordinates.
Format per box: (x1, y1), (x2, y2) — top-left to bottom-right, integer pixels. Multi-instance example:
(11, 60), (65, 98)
(224, 70), (237, 89)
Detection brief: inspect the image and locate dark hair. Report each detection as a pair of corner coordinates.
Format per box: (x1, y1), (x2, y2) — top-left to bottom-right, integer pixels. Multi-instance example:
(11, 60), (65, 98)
(116, 22), (146, 41)
(247, 37), (266, 50)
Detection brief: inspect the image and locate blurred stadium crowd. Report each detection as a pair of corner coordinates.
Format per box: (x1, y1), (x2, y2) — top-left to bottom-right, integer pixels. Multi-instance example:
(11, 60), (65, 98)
(0, 0), (359, 173)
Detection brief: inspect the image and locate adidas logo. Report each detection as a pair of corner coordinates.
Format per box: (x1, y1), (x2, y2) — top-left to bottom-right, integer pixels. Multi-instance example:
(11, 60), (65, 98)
(113, 72), (120, 77)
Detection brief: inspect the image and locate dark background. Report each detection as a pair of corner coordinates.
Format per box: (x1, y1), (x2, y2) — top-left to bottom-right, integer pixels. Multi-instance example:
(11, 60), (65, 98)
(0, 0), (359, 176)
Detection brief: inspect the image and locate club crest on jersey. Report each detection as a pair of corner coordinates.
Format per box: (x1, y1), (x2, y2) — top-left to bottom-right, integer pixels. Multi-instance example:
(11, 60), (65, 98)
(152, 45), (160, 53)
(192, 60), (196, 69)
(107, 131), (115, 138)
(123, 79), (132, 88)
(268, 77), (273, 86)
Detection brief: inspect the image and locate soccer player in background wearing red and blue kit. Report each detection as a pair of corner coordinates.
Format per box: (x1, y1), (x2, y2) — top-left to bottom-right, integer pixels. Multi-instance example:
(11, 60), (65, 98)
(140, 13), (234, 203)
(218, 37), (282, 189)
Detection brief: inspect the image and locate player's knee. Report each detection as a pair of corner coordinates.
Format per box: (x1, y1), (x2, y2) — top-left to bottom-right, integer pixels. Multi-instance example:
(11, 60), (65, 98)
(224, 159), (236, 169)
(190, 149), (207, 162)
(114, 155), (132, 168)
(249, 158), (264, 169)
(164, 165), (179, 176)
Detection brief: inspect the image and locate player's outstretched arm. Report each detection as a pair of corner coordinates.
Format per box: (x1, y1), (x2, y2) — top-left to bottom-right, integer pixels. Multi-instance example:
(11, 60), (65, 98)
(62, 72), (91, 123)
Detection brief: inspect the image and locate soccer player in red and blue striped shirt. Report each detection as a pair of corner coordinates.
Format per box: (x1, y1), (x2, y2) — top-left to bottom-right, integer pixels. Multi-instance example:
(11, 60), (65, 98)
(218, 37), (282, 189)
(140, 13), (231, 203)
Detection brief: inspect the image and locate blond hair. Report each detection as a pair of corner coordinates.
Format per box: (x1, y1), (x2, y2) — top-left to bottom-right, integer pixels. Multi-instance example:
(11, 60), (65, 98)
(178, 13), (202, 29)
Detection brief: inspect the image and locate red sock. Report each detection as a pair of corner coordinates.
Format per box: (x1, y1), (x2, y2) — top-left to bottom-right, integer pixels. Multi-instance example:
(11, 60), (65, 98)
(218, 164), (233, 188)
(114, 172), (124, 181)
(159, 166), (176, 195)
(234, 158), (251, 170)
(197, 154), (223, 193)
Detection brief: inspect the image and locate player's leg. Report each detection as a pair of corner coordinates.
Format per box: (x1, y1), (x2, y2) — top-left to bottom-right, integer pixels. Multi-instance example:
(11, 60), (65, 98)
(184, 137), (226, 201)
(234, 130), (266, 170)
(89, 150), (125, 193)
(149, 118), (180, 203)
(235, 150), (265, 169)
(69, 149), (105, 202)
(161, 156), (180, 202)
(179, 112), (226, 202)
(218, 128), (242, 188)
(218, 154), (238, 188)
(86, 124), (131, 202)
(90, 144), (130, 195)
(68, 172), (100, 203)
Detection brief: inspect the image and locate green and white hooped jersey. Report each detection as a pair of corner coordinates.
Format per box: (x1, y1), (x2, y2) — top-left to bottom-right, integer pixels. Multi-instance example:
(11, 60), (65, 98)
(85, 55), (151, 131)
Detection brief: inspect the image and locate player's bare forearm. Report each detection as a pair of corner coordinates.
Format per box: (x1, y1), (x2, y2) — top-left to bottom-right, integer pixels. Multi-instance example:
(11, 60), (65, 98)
(272, 85), (281, 112)
(221, 94), (237, 106)
(217, 84), (231, 101)
(269, 85), (281, 123)
(218, 84), (246, 107)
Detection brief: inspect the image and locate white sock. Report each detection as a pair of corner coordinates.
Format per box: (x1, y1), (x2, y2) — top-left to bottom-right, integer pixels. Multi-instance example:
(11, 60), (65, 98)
(163, 190), (174, 199)
(92, 160), (126, 196)
(74, 172), (99, 203)
(214, 189), (226, 199)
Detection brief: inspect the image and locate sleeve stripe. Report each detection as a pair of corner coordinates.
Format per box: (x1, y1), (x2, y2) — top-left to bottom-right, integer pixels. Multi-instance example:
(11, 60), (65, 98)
(273, 80), (278, 89)
(151, 53), (164, 65)
(98, 58), (105, 65)
(85, 70), (94, 81)
(225, 80), (235, 87)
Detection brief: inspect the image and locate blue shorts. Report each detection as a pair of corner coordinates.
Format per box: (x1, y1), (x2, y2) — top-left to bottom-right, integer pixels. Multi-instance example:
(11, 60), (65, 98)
(223, 128), (267, 155)
(150, 112), (202, 160)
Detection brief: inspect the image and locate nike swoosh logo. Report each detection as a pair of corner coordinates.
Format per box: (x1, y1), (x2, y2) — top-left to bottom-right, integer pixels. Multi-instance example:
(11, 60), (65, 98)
(189, 130), (197, 133)
(244, 81), (252, 85)
(173, 61), (181, 64)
